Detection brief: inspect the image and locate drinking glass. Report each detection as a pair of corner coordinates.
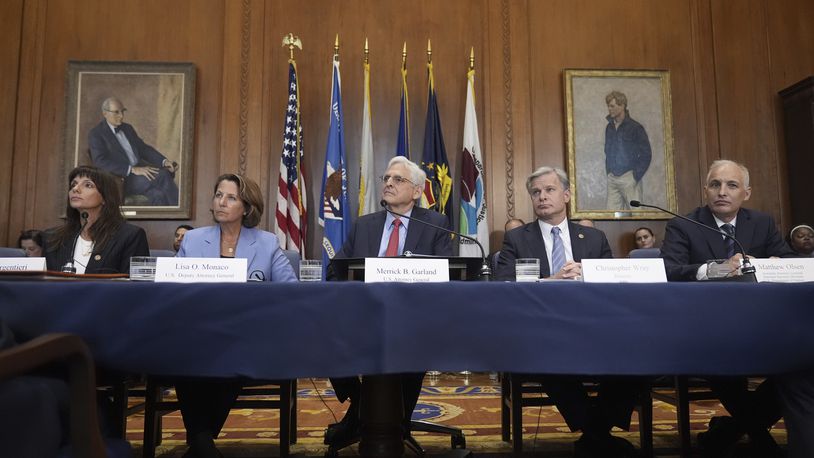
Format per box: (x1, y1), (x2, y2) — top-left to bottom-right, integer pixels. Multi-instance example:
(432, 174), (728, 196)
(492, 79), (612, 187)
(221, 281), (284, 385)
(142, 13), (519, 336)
(515, 258), (540, 282)
(299, 259), (322, 282)
(130, 256), (157, 281)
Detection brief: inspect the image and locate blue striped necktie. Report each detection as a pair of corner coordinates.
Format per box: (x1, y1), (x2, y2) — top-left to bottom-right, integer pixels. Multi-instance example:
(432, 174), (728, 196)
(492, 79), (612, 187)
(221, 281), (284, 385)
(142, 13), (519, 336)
(721, 223), (736, 258)
(550, 226), (566, 274)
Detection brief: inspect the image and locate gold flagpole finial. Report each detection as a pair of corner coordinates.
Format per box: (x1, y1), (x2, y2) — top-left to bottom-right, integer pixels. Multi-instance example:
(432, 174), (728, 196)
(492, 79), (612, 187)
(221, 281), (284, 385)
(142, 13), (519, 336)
(334, 34), (340, 62)
(364, 37), (369, 65)
(426, 39), (432, 64)
(282, 33), (302, 61)
(402, 42), (407, 70)
(469, 47), (475, 71)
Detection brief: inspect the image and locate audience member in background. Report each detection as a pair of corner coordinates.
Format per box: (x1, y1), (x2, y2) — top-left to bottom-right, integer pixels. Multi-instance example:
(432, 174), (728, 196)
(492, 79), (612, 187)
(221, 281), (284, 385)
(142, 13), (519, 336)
(505, 218), (525, 232)
(325, 156), (452, 448)
(17, 229), (44, 257)
(174, 173), (296, 458)
(492, 218), (526, 269)
(787, 224), (814, 257)
(496, 166), (641, 457)
(633, 226), (656, 249)
(44, 165), (149, 274)
(173, 224), (194, 252)
(660, 159), (794, 457)
(577, 219), (594, 228)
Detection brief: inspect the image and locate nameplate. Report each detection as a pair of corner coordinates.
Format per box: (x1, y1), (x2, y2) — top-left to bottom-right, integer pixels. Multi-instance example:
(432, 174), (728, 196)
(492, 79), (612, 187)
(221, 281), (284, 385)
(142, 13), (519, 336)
(364, 257), (450, 283)
(0, 257), (46, 272)
(751, 258), (814, 283)
(581, 258), (667, 283)
(154, 257), (247, 283)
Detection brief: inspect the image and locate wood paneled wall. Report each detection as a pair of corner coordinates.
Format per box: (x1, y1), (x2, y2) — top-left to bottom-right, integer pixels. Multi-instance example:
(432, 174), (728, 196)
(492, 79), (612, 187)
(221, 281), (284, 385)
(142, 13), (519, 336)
(2, 0), (813, 258)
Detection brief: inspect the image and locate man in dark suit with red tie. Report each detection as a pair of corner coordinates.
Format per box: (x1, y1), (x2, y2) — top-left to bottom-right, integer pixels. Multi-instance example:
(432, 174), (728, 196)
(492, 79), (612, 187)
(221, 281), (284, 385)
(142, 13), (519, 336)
(88, 97), (179, 206)
(495, 166), (640, 458)
(325, 156), (452, 447)
(660, 159), (796, 457)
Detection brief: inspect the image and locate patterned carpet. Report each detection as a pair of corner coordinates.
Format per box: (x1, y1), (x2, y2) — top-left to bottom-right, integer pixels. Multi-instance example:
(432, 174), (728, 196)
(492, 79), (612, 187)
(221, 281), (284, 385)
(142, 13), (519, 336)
(125, 374), (787, 457)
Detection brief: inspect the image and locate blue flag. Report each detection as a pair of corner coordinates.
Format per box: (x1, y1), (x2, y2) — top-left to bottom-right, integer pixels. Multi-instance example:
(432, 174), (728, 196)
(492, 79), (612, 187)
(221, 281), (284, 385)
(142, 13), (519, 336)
(420, 62), (453, 226)
(319, 60), (351, 278)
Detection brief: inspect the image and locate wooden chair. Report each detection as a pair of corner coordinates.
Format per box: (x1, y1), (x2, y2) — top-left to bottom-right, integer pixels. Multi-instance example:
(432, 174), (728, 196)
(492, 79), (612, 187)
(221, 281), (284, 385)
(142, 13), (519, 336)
(500, 373), (654, 457)
(0, 333), (131, 458)
(141, 378), (297, 458)
(141, 250), (303, 458)
(651, 376), (719, 458)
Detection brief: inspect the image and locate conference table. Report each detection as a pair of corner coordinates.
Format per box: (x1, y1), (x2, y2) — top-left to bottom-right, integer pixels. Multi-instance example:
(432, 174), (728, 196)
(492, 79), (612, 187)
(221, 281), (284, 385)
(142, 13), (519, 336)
(2, 279), (814, 455)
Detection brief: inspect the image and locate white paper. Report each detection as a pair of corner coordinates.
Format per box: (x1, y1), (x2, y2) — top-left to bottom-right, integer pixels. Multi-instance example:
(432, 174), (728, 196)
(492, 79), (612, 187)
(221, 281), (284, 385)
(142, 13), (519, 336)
(750, 258), (814, 283)
(0, 257), (46, 272)
(581, 258), (667, 283)
(364, 257), (450, 283)
(154, 257), (247, 283)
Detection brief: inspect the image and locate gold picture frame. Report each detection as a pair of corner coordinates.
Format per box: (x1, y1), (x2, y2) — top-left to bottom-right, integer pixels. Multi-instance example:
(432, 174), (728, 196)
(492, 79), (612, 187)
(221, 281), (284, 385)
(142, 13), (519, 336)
(564, 69), (676, 219)
(63, 61), (196, 219)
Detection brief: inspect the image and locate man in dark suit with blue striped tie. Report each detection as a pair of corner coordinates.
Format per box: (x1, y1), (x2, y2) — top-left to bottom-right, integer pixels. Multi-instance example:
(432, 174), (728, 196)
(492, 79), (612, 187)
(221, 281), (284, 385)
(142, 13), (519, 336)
(495, 166), (641, 458)
(661, 160), (796, 457)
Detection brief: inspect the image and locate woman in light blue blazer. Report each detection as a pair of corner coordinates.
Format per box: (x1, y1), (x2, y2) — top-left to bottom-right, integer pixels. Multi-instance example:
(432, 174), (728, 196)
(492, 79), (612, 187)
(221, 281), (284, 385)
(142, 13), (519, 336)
(175, 173), (297, 457)
(178, 174), (296, 282)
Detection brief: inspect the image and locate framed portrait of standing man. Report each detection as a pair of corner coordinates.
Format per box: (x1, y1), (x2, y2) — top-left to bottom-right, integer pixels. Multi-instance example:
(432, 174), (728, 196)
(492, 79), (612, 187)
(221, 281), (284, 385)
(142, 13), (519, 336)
(63, 61), (195, 219)
(564, 69), (676, 220)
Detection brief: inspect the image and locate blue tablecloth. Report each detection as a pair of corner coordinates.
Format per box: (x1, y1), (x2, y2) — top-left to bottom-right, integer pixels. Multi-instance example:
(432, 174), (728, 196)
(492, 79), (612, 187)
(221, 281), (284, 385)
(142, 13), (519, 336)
(1, 280), (812, 379)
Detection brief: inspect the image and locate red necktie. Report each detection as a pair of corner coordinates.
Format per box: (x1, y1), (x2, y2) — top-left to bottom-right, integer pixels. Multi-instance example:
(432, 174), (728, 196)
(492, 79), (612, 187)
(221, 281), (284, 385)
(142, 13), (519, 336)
(385, 218), (401, 256)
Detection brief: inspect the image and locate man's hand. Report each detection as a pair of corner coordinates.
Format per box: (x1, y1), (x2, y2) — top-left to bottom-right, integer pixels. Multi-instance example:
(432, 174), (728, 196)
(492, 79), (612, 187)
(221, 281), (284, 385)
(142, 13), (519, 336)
(163, 160), (178, 174)
(131, 166), (159, 180)
(552, 260), (582, 280)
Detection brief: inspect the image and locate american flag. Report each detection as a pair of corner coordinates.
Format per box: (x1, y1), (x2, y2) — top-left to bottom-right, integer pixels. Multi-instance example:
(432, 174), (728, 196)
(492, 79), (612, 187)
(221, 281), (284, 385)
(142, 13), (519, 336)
(275, 62), (307, 256)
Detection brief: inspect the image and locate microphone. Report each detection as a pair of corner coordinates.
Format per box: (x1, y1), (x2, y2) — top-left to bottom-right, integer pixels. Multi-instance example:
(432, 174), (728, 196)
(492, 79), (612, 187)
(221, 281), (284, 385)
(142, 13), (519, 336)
(380, 200), (491, 281)
(629, 200), (756, 281)
(62, 211), (90, 273)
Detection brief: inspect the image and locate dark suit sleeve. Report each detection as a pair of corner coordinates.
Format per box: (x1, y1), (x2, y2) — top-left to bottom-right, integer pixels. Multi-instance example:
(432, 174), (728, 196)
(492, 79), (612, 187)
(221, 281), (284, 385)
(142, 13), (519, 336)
(660, 218), (703, 281)
(114, 225), (150, 274)
(494, 229), (520, 281)
(88, 125), (130, 177)
(432, 216), (453, 257)
(598, 231), (613, 259)
(760, 217), (796, 258)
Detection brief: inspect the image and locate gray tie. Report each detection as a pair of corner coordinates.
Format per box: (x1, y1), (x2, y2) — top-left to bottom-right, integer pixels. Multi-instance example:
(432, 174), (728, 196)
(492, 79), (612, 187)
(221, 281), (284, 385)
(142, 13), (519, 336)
(550, 226), (566, 274)
(114, 130), (139, 166)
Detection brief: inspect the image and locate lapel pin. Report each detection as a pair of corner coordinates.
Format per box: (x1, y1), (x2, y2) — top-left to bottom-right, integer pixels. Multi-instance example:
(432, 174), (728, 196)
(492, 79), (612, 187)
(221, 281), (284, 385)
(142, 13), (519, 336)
(94, 254), (102, 261)
(578, 234), (585, 239)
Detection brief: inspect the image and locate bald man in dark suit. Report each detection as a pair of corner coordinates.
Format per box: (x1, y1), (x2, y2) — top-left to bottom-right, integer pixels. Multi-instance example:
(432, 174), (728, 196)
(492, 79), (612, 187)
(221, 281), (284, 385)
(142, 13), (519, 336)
(495, 166), (639, 458)
(661, 160), (795, 457)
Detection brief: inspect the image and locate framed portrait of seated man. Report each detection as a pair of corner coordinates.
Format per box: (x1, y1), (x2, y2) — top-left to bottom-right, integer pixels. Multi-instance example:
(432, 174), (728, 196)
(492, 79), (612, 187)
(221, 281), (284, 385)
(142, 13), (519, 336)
(564, 69), (676, 220)
(63, 60), (196, 219)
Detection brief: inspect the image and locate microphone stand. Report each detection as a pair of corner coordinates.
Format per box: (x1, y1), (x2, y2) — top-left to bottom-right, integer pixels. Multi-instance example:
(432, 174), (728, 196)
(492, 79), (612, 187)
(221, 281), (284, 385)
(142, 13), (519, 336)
(630, 200), (756, 282)
(62, 211), (90, 274)
(380, 201), (491, 281)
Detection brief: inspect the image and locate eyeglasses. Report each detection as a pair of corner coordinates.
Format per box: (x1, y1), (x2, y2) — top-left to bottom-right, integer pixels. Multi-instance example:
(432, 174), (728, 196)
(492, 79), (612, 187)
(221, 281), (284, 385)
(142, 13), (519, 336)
(380, 174), (415, 186)
(104, 108), (127, 115)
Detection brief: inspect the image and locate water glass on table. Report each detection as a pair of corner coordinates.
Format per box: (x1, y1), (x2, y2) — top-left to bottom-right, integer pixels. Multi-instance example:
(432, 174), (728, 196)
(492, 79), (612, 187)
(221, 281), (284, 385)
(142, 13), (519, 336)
(299, 259), (322, 282)
(515, 258), (540, 282)
(130, 256), (157, 281)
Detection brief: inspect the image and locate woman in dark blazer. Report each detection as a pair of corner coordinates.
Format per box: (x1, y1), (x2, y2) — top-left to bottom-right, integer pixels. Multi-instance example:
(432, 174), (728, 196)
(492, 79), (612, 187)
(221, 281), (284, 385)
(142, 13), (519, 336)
(45, 165), (148, 274)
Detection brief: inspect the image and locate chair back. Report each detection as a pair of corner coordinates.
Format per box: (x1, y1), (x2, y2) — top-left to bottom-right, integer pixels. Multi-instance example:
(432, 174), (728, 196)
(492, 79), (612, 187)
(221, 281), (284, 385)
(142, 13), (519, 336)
(628, 248), (661, 258)
(149, 249), (176, 258)
(0, 247), (24, 257)
(283, 249), (300, 279)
